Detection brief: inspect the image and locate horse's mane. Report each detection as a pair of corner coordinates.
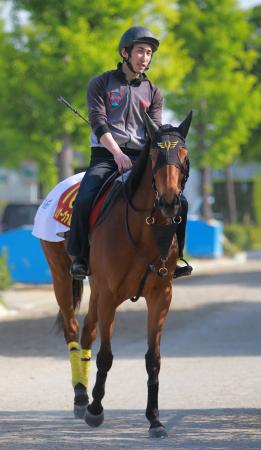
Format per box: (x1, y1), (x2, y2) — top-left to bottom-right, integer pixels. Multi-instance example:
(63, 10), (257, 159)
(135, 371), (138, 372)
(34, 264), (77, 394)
(124, 141), (151, 200)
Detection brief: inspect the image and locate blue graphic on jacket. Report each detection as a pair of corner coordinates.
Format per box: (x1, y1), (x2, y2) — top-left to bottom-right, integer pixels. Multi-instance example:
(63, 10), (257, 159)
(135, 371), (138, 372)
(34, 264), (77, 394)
(109, 90), (122, 108)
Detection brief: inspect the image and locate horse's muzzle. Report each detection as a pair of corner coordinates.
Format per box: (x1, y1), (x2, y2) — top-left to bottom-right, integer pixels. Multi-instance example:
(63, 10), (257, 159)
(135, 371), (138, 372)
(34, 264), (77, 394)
(158, 195), (181, 218)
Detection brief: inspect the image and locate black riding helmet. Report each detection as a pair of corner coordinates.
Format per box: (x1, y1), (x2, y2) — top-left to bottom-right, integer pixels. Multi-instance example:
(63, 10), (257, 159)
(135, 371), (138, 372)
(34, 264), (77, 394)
(118, 26), (160, 56)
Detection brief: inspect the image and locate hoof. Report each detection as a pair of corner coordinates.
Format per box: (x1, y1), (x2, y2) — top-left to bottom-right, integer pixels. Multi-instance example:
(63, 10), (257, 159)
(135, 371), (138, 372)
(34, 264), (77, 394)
(73, 383), (88, 419)
(74, 403), (87, 419)
(84, 408), (104, 427)
(149, 425), (168, 438)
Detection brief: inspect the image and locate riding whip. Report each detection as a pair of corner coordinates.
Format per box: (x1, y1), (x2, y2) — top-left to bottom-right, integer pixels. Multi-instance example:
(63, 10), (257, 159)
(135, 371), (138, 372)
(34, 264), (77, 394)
(57, 96), (89, 125)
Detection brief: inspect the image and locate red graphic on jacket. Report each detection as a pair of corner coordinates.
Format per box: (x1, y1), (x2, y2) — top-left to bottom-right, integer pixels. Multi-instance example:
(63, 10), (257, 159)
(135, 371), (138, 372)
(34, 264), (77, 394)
(109, 90), (122, 107)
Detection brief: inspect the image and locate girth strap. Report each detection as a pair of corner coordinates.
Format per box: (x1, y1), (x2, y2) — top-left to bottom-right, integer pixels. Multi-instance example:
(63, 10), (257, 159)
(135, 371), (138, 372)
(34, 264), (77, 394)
(130, 265), (153, 303)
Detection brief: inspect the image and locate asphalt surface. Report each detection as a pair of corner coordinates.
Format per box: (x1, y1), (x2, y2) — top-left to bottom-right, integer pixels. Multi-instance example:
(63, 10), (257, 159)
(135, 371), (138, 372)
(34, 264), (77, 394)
(0, 253), (260, 449)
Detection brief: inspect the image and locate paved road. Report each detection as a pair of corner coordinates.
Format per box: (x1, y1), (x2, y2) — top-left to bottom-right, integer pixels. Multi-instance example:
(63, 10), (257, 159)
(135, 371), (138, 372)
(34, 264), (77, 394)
(0, 255), (261, 449)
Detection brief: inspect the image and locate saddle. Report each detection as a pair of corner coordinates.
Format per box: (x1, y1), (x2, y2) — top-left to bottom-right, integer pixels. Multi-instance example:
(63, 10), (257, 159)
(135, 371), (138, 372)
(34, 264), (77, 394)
(53, 171), (123, 233)
(89, 171), (122, 232)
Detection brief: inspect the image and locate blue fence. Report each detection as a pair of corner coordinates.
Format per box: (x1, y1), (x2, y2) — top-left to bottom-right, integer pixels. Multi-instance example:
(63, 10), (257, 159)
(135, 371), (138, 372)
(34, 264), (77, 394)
(0, 219), (223, 284)
(0, 226), (51, 284)
(186, 218), (223, 258)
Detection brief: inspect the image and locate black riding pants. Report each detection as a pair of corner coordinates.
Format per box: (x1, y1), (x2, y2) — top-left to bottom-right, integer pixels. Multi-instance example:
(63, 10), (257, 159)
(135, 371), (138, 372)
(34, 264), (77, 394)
(67, 152), (118, 258)
(67, 148), (188, 259)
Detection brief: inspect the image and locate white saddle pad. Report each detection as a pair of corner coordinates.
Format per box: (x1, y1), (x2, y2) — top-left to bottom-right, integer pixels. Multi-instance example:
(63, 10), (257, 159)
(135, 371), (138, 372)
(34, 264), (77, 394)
(32, 170), (131, 243)
(32, 172), (85, 242)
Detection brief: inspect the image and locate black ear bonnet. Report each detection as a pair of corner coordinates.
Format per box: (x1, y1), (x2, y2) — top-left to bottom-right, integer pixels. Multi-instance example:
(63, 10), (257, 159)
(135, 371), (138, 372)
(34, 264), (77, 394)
(151, 125), (190, 188)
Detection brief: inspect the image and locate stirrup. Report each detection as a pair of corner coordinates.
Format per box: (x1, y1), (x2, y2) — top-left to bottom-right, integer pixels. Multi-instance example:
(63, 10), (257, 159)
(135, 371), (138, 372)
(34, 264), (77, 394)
(70, 258), (90, 280)
(173, 257), (193, 279)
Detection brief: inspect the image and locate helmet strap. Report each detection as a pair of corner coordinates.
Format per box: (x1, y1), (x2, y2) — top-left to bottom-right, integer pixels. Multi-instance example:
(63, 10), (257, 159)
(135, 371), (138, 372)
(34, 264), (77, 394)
(124, 48), (138, 74)
(125, 57), (138, 74)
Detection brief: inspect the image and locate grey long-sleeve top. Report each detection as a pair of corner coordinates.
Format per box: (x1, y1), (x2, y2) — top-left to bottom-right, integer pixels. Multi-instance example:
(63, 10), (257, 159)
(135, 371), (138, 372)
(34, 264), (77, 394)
(87, 63), (163, 151)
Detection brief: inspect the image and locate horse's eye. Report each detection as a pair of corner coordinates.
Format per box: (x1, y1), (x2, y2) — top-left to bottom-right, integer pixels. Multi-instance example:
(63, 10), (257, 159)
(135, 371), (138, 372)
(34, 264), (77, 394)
(150, 149), (157, 159)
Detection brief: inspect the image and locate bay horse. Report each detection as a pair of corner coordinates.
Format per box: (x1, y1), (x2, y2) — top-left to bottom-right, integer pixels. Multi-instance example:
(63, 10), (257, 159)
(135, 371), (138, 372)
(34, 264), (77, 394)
(41, 108), (192, 438)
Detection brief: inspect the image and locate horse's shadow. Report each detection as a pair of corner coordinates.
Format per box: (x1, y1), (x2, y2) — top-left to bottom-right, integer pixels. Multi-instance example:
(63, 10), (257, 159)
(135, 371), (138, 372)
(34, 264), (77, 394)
(0, 408), (260, 449)
(1, 298), (261, 358)
(186, 270), (261, 288)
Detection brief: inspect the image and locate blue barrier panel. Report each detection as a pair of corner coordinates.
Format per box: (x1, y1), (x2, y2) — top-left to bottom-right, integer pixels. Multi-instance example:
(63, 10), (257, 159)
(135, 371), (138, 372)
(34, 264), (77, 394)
(0, 226), (51, 284)
(186, 219), (223, 258)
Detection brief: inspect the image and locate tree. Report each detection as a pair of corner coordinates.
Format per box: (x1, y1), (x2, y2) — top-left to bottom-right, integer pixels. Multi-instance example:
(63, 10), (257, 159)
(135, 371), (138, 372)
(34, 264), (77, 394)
(1, 0), (146, 188)
(240, 4), (261, 164)
(168, 0), (260, 220)
(0, 0), (191, 192)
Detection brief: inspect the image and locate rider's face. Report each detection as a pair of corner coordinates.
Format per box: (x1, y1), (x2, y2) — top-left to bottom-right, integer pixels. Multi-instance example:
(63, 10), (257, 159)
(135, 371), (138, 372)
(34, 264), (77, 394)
(127, 43), (153, 73)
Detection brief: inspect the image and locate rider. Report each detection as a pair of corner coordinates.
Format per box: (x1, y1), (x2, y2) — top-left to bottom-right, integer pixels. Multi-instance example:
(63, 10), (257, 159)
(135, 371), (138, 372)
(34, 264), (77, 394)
(68, 26), (192, 280)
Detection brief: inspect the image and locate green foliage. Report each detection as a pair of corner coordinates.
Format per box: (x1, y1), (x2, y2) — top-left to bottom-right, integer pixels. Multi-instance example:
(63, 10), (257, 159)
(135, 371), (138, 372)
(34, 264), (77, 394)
(247, 225), (261, 250)
(1, 1), (148, 186)
(0, 0), (190, 190)
(169, 0), (260, 169)
(224, 223), (249, 250)
(0, 248), (12, 291)
(223, 237), (241, 257)
(0, 0), (260, 199)
(224, 223), (261, 255)
(240, 5), (261, 163)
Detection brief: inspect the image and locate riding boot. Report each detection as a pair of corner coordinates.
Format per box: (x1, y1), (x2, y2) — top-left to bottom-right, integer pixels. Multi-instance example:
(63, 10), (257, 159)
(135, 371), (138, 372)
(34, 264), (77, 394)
(173, 195), (193, 279)
(70, 246), (91, 280)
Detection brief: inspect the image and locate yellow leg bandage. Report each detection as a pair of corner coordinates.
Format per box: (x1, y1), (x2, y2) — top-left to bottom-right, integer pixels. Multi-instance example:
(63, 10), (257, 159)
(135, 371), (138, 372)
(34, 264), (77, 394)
(68, 341), (85, 388)
(81, 349), (92, 390)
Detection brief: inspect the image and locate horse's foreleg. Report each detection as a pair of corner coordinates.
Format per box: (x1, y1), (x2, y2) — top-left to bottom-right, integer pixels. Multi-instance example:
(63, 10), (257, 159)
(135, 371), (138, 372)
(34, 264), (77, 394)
(84, 294), (115, 427)
(145, 284), (172, 438)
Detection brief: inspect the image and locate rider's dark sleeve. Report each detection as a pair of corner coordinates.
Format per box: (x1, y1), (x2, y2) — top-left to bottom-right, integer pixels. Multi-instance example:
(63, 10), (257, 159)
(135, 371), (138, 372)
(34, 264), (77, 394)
(87, 75), (109, 139)
(147, 86), (163, 127)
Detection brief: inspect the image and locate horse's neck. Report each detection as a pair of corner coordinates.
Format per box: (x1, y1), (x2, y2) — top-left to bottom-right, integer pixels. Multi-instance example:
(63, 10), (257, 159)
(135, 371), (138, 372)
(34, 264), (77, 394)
(132, 160), (155, 212)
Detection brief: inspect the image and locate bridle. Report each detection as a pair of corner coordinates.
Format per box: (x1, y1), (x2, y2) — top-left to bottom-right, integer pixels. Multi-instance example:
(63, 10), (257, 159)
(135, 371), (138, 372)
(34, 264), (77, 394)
(124, 132), (190, 301)
(150, 131), (190, 211)
(124, 131), (190, 214)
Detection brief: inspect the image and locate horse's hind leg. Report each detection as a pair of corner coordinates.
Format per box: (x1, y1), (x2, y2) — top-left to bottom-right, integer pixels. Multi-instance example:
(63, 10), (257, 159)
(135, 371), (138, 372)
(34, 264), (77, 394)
(76, 288), (98, 417)
(40, 240), (88, 418)
(84, 291), (115, 427)
(145, 283), (172, 438)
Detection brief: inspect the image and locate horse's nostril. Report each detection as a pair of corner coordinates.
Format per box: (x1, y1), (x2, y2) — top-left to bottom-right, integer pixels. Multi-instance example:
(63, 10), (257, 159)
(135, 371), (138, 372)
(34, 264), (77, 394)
(171, 195), (181, 209)
(158, 196), (165, 208)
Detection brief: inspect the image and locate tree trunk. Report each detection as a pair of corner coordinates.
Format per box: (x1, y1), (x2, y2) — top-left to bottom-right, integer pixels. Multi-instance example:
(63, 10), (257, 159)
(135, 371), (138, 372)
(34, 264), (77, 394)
(225, 165), (237, 223)
(57, 134), (74, 181)
(196, 105), (213, 221)
(200, 167), (213, 220)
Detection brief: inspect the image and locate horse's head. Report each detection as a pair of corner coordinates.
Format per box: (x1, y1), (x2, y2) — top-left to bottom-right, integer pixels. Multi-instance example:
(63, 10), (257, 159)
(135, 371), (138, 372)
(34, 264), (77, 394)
(143, 110), (192, 218)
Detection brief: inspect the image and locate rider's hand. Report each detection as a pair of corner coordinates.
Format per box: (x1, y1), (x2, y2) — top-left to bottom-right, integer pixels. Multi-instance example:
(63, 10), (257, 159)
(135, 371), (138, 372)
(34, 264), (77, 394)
(99, 133), (133, 173)
(113, 150), (133, 174)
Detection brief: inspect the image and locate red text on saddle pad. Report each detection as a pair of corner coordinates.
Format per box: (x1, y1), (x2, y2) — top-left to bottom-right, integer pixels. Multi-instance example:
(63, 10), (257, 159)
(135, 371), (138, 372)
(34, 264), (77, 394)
(53, 181), (113, 231)
(53, 182), (80, 227)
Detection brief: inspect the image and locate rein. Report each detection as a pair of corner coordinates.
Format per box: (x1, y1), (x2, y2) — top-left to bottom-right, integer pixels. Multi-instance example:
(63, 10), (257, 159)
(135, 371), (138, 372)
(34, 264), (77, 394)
(124, 183), (181, 303)
(123, 129), (190, 302)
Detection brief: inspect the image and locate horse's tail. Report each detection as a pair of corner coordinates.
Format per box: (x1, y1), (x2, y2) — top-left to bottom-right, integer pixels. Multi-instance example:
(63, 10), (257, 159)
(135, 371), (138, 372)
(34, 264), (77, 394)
(55, 279), (84, 332)
(72, 279), (84, 311)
